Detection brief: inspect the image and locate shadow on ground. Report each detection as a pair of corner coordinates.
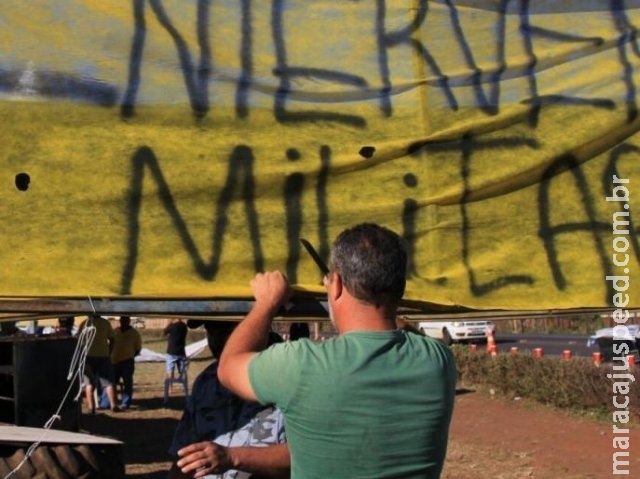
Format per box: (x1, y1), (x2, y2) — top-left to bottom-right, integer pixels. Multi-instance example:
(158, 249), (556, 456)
(79, 395), (186, 479)
(455, 387), (475, 396)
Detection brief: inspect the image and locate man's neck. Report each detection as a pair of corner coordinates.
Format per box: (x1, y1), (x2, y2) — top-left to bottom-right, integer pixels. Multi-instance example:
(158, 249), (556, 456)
(335, 304), (397, 334)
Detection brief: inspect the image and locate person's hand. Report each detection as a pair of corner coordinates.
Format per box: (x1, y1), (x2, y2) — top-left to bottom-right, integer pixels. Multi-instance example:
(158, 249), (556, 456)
(176, 441), (233, 478)
(250, 271), (291, 314)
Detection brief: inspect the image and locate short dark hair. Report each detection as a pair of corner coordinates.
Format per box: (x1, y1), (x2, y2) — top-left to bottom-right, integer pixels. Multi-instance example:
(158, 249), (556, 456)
(199, 321), (237, 359)
(289, 322), (311, 340)
(58, 316), (75, 328)
(330, 223), (407, 308)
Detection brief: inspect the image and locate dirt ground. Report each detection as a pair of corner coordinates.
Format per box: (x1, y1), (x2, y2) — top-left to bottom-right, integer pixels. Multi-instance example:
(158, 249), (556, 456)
(75, 359), (640, 479)
(444, 389), (640, 478)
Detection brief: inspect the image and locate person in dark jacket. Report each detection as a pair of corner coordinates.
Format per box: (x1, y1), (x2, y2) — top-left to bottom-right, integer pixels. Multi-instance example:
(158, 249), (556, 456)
(163, 319), (188, 396)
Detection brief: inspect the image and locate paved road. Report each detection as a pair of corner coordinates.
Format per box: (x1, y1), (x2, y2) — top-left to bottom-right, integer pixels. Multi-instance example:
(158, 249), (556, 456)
(493, 332), (595, 358)
(320, 331), (601, 358)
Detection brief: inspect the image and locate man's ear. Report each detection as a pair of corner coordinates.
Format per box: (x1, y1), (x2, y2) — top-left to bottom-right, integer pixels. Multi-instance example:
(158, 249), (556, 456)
(332, 272), (344, 301)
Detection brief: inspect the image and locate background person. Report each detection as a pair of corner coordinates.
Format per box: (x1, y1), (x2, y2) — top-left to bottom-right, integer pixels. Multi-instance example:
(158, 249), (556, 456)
(78, 314), (120, 413)
(110, 316), (142, 410)
(163, 318), (188, 398)
(0, 321), (26, 337)
(219, 222), (457, 479)
(287, 322), (310, 341)
(167, 320), (288, 479)
(55, 315), (76, 336)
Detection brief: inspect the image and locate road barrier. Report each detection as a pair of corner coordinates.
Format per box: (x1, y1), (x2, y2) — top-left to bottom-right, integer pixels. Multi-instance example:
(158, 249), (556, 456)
(486, 328), (497, 355)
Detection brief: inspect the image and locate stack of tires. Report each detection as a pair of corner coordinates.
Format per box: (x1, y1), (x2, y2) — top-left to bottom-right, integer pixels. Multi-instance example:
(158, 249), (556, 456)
(0, 442), (124, 479)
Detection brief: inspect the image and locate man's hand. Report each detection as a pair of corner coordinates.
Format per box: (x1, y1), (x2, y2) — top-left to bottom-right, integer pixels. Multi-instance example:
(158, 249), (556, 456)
(176, 441), (232, 478)
(176, 442), (291, 478)
(250, 271), (291, 315)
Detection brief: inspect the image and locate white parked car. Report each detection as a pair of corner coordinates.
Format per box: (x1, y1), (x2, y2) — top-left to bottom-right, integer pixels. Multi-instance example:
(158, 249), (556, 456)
(417, 319), (496, 346)
(586, 324), (640, 362)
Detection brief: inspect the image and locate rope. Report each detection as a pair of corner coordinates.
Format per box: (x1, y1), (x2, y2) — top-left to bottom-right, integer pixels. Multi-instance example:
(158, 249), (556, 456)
(4, 298), (97, 479)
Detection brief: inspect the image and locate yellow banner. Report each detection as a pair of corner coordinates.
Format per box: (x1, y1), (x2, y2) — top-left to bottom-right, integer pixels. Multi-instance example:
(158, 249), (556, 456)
(1, 1), (639, 310)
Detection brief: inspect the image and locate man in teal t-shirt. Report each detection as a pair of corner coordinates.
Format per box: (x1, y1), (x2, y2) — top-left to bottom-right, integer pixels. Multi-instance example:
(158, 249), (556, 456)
(219, 223), (457, 479)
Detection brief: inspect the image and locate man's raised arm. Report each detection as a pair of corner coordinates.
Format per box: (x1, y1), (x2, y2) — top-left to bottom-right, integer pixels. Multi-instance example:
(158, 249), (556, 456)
(218, 271), (291, 401)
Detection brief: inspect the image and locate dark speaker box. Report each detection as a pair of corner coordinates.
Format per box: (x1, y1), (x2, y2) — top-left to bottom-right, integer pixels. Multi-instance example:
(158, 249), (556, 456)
(0, 335), (80, 431)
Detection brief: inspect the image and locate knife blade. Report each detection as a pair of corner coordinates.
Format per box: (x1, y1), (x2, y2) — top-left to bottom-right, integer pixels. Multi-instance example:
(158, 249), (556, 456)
(299, 238), (330, 276)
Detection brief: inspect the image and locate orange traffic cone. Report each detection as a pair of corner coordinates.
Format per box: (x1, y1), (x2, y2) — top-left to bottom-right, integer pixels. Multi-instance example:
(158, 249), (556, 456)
(486, 327), (497, 355)
(627, 355), (636, 369)
(592, 351), (602, 366)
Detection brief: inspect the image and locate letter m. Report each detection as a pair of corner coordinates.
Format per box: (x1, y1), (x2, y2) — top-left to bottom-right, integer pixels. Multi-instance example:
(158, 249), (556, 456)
(613, 451), (630, 474)
(613, 211), (630, 235)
